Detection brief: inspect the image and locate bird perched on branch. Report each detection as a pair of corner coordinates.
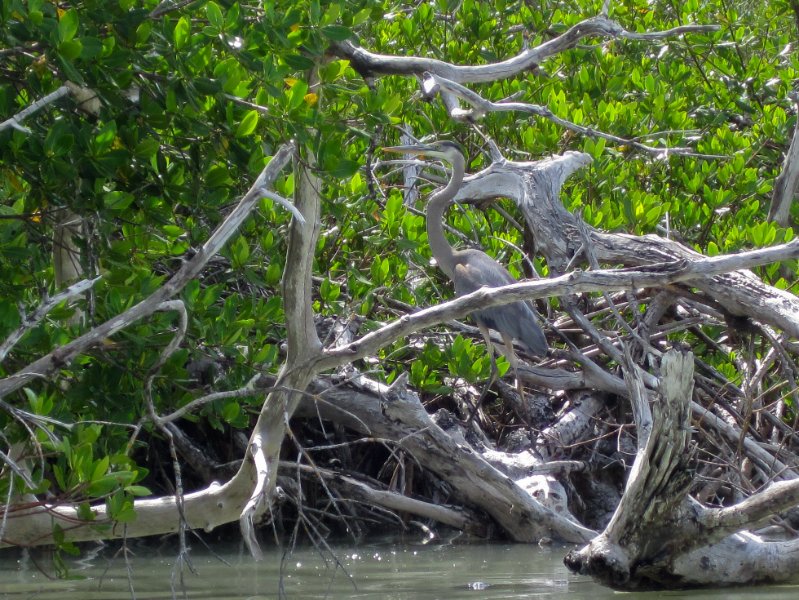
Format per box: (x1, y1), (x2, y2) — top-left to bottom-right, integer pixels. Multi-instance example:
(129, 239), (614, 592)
(383, 140), (547, 400)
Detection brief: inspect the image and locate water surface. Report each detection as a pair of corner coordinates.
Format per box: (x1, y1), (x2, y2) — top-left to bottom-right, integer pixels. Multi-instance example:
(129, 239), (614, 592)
(1, 538), (798, 599)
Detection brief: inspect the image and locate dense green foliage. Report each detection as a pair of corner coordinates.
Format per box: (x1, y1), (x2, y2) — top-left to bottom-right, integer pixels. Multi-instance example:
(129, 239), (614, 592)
(1, 0), (797, 548)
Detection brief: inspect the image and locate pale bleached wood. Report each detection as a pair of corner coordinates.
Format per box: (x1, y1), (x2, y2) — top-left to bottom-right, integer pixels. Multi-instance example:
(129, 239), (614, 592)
(332, 16), (716, 84)
(291, 373), (596, 544)
(769, 94), (799, 226)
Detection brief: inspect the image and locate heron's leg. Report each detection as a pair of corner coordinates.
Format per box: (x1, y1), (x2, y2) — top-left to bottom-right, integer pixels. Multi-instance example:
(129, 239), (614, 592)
(466, 324), (498, 426)
(500, 332), (525, 402)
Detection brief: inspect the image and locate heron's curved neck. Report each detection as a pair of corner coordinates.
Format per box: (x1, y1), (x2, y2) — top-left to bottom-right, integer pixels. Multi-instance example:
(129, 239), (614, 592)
(426, 154), (465, 280)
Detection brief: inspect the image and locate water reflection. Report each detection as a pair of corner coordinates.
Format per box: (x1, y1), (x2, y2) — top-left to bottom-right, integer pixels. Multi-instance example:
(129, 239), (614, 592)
(0, 539), (798, 599)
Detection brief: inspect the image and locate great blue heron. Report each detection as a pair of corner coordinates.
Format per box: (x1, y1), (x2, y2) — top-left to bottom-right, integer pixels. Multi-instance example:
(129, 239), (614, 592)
(384, 141), (547, 400)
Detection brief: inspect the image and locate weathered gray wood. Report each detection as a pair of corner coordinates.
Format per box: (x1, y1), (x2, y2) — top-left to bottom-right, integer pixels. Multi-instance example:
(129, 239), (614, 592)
(440, 154), (799, 340)
(292, 373), (595, 544)
(564, 348), (799, 588)
(564, 349), (695, 588)
(332, 17), (716, 84)
(769, 95), (799, 226)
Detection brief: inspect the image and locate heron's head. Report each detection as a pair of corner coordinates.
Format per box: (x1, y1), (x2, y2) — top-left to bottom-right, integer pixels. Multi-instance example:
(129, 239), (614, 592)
(383, 140), (464, 164)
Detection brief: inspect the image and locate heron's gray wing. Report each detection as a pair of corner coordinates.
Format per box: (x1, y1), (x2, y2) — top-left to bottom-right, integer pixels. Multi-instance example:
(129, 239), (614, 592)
(453, 250), (548, 357)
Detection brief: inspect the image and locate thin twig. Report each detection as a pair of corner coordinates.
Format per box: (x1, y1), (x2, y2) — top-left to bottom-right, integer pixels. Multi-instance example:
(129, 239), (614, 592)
(422, 72), (723, 158)
(0, 86), (71, 134)
(0, 277), (101, 363)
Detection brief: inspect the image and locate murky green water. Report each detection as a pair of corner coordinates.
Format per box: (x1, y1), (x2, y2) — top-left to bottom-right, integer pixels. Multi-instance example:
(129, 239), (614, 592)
(1, 538), (798, 599)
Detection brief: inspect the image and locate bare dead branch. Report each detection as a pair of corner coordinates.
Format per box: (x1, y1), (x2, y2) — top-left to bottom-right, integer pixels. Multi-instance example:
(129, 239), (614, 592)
(313, 239), (799, 372)
(421, 72), (720, 158)
(0, 86), (70, 134)
(769, 93), (799, 226)
(332, 15), (717, 84)
(240, 140), (325, 558)
(0, 277), (100, 362)
(700, 479), (799, 537)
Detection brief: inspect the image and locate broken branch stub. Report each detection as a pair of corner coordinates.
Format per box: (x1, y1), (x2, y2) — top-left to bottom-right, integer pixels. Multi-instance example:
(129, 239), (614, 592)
(564, 349), (695, 588)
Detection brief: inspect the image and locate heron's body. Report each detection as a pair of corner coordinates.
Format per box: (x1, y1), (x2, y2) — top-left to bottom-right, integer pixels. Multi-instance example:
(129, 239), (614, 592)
(384, 141), (547, 381)
(450, 248), (548, 357)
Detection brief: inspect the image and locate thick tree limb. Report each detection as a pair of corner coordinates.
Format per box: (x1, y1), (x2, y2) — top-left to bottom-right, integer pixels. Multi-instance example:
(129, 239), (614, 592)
(420, 73), (714, 158)
(292, 374), (595, 543)
(0, 479), (262, 549)
(332, 16), (717, 83)
(239, 150), (324, 558)
(670, 535), (799, 586)
(699, 479), (799, 537)
(536, 392), (605, 461)
(564, 349), (695, 588)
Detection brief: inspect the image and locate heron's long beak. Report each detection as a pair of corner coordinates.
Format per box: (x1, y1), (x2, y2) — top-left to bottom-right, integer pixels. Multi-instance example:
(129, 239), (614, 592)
(383, 144), (435, 157)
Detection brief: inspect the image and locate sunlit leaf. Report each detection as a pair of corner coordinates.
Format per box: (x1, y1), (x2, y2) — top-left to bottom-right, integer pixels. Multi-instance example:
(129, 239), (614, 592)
(236, 109), (259, 137)
(58, 9), (79, 43)
(173, 16), (190, 49)
(103, 191), (135, 211)
(205, 1), (224, 29)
